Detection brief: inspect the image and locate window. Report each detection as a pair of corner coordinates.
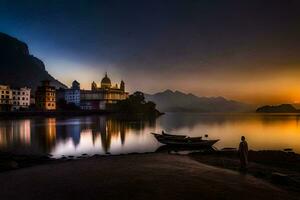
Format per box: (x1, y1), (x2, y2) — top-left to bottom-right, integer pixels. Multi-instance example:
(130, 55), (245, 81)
(6, 91), (9, 94)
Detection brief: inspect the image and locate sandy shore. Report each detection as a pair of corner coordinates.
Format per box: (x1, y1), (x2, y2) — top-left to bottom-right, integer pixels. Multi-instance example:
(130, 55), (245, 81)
(0, 153), (298, 200)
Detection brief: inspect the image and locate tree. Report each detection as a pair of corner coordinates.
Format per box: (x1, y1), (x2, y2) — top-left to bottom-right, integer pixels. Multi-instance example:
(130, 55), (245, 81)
(129, 91), (145, 104)
(115, 91), (161, 116)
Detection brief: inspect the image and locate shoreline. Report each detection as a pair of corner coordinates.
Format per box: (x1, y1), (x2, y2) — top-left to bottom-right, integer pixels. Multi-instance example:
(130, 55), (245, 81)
(1, 149), (300, 193)
(0, 110), (164, 119)
(189, 149), (300, 192)
(0, 152), (298, 200)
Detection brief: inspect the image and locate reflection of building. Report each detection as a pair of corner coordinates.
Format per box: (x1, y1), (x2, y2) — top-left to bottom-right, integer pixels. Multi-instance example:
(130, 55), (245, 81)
(45, 118), (56, 147)
(31, 118), (57, 153)
(81, 73), (129, 110)
(0, 116), (156, 156)
(12, 87), (31, 110)
(35, 80), (56, 110)
(0, 84), (12, 111)
(0, 120), (31, 148)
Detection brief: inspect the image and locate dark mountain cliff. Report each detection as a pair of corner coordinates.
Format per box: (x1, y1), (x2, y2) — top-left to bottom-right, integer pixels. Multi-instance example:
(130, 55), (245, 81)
(145, 90), (253, 112)
(0, 32), (67, 90)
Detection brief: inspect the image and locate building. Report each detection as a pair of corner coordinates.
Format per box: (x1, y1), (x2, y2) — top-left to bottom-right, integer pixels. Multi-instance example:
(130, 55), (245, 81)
(81, 73), (129, 110)
(0, 84), (12, 111)
(35, 80), (56, 110)
(56, 80), (81, 107)
(12, 87), (31, 110)
(65, 80), (81, 106)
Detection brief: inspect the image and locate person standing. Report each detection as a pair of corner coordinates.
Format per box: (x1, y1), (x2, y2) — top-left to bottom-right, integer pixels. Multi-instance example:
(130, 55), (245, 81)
(238, 136), (248, 172)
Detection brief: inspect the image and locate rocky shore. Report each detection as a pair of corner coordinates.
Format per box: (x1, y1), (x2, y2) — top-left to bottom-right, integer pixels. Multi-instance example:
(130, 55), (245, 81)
(0, 152), (54, 172)
(189, 149), (300, 192)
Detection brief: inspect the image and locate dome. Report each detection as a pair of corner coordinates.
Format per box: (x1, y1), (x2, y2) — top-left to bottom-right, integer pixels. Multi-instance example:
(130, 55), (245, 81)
(101, 74), (111, 84)
(101, 73), (112, 88)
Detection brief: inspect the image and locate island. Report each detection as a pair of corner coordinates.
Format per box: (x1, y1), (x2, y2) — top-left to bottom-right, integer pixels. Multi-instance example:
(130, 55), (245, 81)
(256, 104), (299, 113)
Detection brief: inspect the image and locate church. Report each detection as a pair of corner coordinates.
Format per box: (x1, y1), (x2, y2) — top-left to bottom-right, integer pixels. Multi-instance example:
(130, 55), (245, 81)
(80, 73), (129, 110)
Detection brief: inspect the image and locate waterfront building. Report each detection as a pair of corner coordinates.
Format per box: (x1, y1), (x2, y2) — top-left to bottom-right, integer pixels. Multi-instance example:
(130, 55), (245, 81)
(56, 88), (65, 103)
(35, 80), (56, 110)
(65, 80), (81, 106)
(11, 87), (31, 110)
(80, 73), (129, 110)
(56, 80), (81, 107)
(0, 84), (12, 111)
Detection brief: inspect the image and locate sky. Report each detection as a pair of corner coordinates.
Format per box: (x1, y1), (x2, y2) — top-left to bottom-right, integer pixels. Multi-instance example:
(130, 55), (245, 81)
(0, 0), (300, 105)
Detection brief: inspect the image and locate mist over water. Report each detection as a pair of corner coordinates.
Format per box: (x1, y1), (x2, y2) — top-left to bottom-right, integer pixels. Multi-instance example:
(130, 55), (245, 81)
(0, 113), (299, 158)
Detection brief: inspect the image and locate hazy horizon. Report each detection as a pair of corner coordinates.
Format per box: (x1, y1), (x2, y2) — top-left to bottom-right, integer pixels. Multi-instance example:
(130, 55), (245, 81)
(1, 0), (300, 105)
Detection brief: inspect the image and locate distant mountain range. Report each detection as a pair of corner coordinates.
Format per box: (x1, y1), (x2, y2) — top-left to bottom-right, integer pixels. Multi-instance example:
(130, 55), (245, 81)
(145, 90), (253, 112)
(0, 32), (67, 90)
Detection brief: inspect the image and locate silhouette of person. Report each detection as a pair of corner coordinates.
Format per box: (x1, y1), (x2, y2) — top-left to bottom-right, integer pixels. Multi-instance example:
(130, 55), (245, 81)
(238, 136), (248, 172)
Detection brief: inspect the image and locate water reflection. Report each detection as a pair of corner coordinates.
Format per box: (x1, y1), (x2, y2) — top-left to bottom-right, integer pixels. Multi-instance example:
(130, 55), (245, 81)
(0, 113), (300, 157)
(159, 113), (300, 153)
(0, 119), (31, 148)
(0, 116), (158, 157)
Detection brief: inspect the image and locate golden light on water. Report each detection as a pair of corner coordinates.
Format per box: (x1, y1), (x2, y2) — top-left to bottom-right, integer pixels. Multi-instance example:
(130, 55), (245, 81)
(0, 115), (299, 156)
(173, 114), (300, 152)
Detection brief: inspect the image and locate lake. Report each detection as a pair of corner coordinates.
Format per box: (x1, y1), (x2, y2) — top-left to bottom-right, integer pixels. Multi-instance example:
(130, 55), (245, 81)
(0, 113), (299, 158)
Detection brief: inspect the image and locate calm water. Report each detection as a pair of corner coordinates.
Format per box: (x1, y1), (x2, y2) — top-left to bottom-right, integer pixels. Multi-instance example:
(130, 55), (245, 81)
(0, 113), (300, 158)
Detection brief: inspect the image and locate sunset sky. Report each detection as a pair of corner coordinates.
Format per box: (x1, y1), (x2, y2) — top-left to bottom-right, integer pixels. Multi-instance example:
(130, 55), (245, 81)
(1, 0), (300, 105)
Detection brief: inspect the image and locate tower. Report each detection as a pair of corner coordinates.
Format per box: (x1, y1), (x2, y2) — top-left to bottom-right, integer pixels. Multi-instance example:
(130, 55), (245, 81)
(91, 81), (97, 91)
(72, 80), (80, 90)
(120, 80), (125, 91)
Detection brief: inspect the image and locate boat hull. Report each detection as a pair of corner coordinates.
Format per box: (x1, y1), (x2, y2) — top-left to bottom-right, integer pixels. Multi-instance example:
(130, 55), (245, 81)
(151, 133), (219, 148)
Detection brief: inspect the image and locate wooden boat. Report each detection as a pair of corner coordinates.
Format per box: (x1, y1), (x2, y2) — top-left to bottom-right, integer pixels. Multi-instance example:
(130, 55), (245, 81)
(161, 132), (187, 139)
(151, 133), (219, 148)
